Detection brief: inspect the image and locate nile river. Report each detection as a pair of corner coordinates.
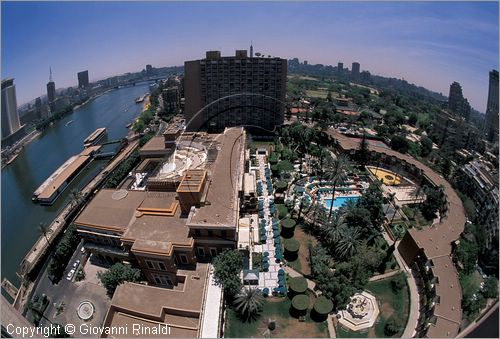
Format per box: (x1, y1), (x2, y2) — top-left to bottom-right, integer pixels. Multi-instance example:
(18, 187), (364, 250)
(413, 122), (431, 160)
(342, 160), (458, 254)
(1, 83), (150, 286)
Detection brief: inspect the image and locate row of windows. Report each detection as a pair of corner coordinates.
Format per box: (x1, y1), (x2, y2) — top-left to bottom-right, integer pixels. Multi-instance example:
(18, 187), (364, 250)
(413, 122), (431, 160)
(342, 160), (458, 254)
(152, 273), (173, 286)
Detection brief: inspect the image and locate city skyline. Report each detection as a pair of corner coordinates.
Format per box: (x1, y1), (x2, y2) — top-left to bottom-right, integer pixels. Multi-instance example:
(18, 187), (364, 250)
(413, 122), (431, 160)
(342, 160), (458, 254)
(1, 1), (498, 112)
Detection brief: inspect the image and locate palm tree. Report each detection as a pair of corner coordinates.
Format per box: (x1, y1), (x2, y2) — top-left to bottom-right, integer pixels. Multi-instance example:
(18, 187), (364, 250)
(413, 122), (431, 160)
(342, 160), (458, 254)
(68, 189), (84, 207)
(436, 185), (448, 222)
(385, 192), (396, 214)
(38, 222), (51, 246)
(410, 186), (424, 204)
(321, 211), (347, 246)
(335, 227), (362, 260)
(390, 205), (400, 225)
(233, 287), (264, 321)
(324, 155), (350, 219)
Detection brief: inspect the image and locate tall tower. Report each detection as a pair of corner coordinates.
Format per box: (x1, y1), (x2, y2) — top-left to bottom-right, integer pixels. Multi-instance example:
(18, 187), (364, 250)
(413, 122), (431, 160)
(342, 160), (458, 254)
(47, 67), (56, 112)
(351, 62), (360, 78)
(250, 42), (253, 58)
(1, 78), (21, 139)
(484, 69), (499, 143)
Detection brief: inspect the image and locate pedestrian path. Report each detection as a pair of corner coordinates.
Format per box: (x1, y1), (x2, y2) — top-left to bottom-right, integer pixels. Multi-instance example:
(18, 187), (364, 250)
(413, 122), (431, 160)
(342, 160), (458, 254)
(252, 154), (283, 291)
(368, 268), (401, 281)
(381, 232), (420, 338)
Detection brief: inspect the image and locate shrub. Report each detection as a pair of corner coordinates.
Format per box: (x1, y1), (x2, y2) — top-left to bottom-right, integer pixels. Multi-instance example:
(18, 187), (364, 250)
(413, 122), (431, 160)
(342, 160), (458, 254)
(391, 272), (407, 292)
(313, 296), (333, 315)
(284, 239), (300, 253)
(268, 321), (276, 331)
(384, 314), (403, 336)
(291, 294), (309, 312)
(289, 277), (308, 294)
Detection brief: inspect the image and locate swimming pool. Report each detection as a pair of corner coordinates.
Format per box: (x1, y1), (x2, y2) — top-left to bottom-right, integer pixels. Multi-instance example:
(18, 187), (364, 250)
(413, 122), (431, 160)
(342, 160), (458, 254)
(324, 196), (360, 209)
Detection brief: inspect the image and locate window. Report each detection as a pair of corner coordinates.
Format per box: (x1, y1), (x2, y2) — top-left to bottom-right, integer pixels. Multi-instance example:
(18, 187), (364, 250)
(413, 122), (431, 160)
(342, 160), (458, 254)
(195, 229), (201, 236)
(146, 261), (154, 269)
(197, 247), (205, 257)
(158, 262), (166, 271)
(210, 248), (217, 257)
(221, 230), (227, 238)
(179, 254), (188, 264)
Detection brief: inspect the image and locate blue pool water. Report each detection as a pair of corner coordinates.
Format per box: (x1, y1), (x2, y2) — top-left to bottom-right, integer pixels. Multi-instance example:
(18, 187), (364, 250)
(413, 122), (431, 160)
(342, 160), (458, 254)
(324, 196), (360, 209)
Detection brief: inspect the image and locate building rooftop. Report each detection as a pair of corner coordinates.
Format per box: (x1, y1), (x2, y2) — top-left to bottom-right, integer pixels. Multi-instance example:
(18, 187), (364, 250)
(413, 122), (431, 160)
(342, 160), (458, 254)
(140, 136), (167, 152)
(74, 189), (146, 232)
(177, 170), (207, 193)
(102, 263), (209, 338)
(35, 145), (100, 200)
(188, 128), (245, 228)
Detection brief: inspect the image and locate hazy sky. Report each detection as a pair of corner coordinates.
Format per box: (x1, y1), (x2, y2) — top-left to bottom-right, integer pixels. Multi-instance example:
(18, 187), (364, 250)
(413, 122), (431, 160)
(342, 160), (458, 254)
(2, 1), (498, 112)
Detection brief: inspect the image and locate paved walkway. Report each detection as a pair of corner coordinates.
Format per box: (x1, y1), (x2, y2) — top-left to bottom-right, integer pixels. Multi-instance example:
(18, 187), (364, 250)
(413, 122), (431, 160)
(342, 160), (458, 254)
(327, 314), (337, 338)
(368, 268), (401, 282)
(381, 231), (420, 338)
(253, 154), (281, 289)
(200, 265), (223, 338)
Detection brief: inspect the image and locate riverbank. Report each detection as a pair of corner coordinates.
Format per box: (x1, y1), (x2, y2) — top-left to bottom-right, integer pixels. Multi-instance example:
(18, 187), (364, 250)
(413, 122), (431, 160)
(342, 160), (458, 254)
(1, 129), (41, 170)
(14, 139), (140, 311)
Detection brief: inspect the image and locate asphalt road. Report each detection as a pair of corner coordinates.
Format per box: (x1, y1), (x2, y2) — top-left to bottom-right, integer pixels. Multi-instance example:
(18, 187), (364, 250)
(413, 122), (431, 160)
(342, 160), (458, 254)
(33, 240), (87, 327)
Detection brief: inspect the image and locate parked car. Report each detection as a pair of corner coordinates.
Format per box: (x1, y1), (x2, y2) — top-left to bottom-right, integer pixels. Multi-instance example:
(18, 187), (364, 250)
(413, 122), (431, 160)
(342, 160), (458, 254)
(66, 269), (75, 281)
(80, 247), (86, 254)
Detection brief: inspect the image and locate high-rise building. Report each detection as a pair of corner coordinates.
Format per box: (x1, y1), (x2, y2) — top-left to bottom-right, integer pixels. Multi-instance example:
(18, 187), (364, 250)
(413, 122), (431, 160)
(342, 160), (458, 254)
(448, 81), (471, 121)
(337, 62), (343, 75)
(484, 69), (499, 143)
(1, 78), (21, 139)
(250, 42), (253, 58)
(47, 68), (56, 112)
(77, 70), (90, 89)
(351, 62), (360, 78)
(145, 64), (153, 76)
(184, 50), (287, 132)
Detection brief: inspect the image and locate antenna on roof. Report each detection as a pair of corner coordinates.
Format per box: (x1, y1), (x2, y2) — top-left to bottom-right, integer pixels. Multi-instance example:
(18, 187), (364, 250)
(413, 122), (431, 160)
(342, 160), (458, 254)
(49, 67), (53, 82)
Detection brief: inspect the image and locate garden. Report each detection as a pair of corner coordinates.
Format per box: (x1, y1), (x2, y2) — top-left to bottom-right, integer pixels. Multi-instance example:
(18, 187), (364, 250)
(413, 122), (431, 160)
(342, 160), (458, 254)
(335, 274), (410, 338)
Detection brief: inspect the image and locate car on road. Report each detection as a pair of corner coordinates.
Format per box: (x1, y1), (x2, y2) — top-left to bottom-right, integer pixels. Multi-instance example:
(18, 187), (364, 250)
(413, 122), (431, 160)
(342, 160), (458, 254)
(81, 247), (85, 254)
(72, 260), (80, 269)
(66, 269), (75, 281)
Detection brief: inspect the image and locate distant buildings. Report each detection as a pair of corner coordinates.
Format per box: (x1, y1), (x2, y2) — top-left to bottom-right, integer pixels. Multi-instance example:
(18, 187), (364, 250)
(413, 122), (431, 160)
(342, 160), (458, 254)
(454, 157), (498, 256)
(448, 81), (471, 122)
(337, 62), (343, 76)
(431, 110), (481, 153)
(1, 78), (21, 139)
(77, 70), (90, 89)
(351, 62), (360, 78)
(184, 50), (286, 132)
(484, 69), (499, 144)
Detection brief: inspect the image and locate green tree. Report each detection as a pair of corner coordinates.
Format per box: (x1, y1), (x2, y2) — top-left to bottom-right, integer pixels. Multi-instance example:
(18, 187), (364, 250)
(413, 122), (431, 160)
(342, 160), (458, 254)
(390, 135), (410, 154)
(384, 314), (404, 336)
(97, 263), (143, 295)
(482, 277), (498, 299)
(358, 133), (369, 167)
(212, 249), (243, 300)
(321, 212), (346, 246)
(38, 222), (51, 246)
(391, 272), (407, 292)
(335, 227), (362, 260)
(420, 136), (433, 157)
(68, 189), (84, 208)
(324, 155), (350, 219)
(233, 287), (264, 321)
(453, 239), (479, 275)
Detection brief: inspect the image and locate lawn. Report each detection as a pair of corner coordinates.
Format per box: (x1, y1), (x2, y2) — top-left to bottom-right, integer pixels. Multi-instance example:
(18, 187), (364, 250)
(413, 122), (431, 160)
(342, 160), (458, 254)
(286, 225), (316, 276)
(335, 276), (410, 338)
(305, 89), (328, 98)
(225, 294), (329, 338)
(402, 205), (433, 229)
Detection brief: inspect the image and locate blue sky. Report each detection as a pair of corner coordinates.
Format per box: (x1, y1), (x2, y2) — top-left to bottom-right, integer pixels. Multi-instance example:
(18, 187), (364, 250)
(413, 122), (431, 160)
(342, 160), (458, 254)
(2, 1), (498, 112)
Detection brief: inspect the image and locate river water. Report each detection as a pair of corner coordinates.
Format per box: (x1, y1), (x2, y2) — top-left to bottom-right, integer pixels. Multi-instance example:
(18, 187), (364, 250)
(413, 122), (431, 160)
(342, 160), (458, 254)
(1, 83), (151, 286)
